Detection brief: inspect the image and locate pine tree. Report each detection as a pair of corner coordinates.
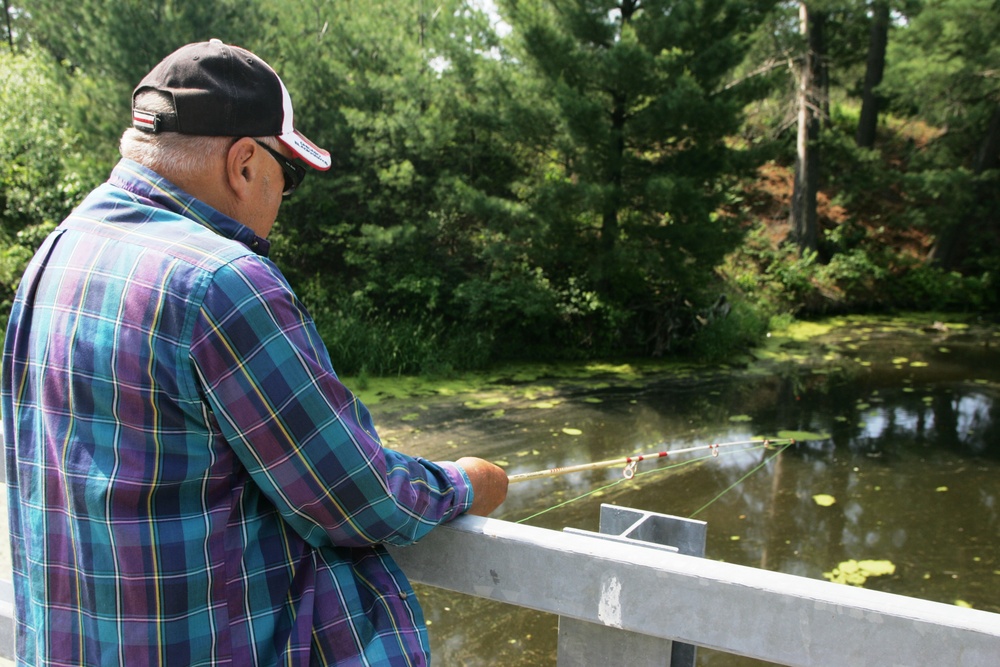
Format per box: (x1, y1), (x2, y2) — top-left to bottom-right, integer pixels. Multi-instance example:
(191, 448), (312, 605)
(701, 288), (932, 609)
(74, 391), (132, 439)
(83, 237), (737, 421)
(498, 0), (775, 352)
(883, 0), (1000, 270)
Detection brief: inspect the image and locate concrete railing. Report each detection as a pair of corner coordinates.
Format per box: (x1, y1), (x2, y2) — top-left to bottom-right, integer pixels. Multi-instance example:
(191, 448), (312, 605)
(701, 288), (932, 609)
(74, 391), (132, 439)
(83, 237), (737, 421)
(388, 505), (1000, 667)
(2, 503), (999, 665)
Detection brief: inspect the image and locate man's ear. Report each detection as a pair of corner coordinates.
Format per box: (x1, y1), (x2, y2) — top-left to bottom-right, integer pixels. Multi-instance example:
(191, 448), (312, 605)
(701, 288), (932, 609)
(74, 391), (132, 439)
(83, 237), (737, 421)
(225, 138), (259, 201)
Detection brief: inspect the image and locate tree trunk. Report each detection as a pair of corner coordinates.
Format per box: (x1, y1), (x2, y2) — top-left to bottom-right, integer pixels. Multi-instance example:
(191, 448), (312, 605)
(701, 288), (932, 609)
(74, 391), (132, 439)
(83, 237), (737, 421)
(601, 89), (626, 256)
(789, 3), (823, 254)
(2, 0), (14, 52)
(599, 0), (636, 271)
(855, 1), (890, 148)
(814, 11), (830, 128)
(974, 103), (1000, 173)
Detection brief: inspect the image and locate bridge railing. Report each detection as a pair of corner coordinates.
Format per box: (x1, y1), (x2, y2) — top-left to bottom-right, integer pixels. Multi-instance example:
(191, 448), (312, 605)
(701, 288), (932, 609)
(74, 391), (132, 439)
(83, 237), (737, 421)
(2, 502), (999, 665)
(388, 505), (1000, 667)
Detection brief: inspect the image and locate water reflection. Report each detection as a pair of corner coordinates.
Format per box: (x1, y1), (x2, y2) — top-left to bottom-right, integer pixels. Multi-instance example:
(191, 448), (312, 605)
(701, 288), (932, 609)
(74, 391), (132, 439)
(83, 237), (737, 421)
(385, 320), (1000, 666)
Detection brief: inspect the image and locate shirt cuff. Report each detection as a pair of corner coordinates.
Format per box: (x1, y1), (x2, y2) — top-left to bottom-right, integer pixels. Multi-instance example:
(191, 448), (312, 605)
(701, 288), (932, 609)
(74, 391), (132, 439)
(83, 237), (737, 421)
(438, 460), (475, 518)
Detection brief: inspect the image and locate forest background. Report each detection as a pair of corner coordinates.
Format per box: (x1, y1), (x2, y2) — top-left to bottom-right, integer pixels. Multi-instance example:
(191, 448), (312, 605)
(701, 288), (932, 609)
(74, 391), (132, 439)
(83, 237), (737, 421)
(1, 0), (998, 377)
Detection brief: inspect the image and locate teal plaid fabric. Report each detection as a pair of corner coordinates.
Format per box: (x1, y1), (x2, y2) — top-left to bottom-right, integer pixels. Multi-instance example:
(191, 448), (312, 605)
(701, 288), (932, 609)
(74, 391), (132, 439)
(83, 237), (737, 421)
(2, 159), (473, 666)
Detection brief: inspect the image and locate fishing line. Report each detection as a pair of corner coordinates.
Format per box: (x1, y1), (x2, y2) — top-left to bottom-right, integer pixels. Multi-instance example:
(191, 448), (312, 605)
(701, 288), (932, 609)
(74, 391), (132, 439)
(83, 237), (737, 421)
(513, 442), (778, 524)
(507, 438), (785, 484)
(689, 440), (793, 518)
(514, 476), (630, 524)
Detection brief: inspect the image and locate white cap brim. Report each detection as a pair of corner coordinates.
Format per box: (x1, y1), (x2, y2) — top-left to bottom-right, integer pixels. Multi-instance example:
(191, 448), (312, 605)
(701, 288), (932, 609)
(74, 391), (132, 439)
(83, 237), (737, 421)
(275, 70), (331, 171)
(280, 130), (332, 171)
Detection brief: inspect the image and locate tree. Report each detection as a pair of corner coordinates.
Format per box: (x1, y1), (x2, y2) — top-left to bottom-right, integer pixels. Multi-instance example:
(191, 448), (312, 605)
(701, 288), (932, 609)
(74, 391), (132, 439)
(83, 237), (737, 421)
(0, 49), (87, 329)
(2, 0), (13, 52)
(883, 0), (1000, 271)
(854, 0), (889, 147)
(789, 2), (825, 253)
(498, 0), (775, 353)
(13, 0), (271, 172)
(256, 0), (544, 371)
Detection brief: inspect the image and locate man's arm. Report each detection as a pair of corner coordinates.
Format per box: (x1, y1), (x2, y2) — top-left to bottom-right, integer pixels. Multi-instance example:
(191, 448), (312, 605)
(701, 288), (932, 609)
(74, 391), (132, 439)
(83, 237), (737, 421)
(191, 257), (505, 546)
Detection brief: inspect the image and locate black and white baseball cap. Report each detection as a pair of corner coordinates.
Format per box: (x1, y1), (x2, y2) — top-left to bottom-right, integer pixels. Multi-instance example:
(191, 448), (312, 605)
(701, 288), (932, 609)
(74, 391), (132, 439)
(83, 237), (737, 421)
(132, 39), (331, 171)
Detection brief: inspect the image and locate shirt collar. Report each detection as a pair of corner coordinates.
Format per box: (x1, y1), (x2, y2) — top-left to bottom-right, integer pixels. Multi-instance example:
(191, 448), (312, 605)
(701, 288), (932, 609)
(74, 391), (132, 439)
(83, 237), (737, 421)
(108, 158), (271, 257)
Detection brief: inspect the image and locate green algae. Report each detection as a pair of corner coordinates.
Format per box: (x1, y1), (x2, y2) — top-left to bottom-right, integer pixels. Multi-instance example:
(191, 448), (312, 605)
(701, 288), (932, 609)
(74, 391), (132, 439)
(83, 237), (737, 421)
(464, 396), (509, 410)
(823, 559), (896, 587)
(776, 430), (830, 441)
(342, 314), (998, 412)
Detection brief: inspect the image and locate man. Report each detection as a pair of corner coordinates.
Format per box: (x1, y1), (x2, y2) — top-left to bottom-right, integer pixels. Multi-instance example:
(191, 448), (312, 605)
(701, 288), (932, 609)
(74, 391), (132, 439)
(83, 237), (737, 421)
(2, 39), (507, 666)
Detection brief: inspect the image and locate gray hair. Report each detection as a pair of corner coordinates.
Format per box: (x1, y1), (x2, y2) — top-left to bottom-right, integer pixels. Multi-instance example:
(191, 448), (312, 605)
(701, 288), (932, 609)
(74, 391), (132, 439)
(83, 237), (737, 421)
(120, 90), (280, 180)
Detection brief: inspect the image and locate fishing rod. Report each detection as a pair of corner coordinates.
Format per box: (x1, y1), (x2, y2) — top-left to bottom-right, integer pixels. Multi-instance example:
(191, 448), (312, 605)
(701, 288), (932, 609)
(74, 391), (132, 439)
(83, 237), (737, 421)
(507, 437), (794, 484)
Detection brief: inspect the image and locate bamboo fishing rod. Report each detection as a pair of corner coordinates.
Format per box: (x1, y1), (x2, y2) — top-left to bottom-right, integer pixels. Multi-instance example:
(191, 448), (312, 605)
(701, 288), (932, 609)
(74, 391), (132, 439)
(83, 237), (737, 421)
(507, 438), (794, 484)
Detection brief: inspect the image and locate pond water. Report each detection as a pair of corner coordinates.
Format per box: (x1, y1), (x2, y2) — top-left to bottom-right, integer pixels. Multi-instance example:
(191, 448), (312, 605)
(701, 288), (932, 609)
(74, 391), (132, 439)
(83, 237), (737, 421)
(371, 315), (1000, 666)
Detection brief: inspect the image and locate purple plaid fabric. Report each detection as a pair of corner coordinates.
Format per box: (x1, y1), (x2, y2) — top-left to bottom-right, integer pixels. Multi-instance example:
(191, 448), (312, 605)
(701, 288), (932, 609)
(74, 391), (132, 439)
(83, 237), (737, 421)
(2, 159), (473, 666)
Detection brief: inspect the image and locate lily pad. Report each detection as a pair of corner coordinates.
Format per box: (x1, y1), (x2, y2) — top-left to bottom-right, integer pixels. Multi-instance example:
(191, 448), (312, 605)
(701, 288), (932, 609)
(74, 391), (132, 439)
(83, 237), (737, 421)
(812, 494), (837, 507)
(728, 414), (753, 422)
(464, 397), (509, 410)
(561, 427), (583, 436)
(777, 430), (830, 441)
(823, 559), (896, 586)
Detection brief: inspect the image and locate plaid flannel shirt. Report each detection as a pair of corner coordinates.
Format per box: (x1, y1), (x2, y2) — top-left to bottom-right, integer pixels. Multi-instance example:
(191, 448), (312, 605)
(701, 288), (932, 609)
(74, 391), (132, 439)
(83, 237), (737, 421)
(2, 159), (473, 666)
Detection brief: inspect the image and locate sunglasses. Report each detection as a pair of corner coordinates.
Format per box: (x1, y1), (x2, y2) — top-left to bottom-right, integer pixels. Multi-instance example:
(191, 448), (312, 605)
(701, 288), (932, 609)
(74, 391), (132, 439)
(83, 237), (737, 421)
(253, 139), (306, 198)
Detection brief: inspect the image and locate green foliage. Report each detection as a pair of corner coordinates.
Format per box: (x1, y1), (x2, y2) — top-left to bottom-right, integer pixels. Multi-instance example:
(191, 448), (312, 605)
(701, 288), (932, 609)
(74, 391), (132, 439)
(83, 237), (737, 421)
(2, 0), (998, 376)
(883, 0), (999, 134)
(688, 296), (771, 363)
(886, 261), (992, 312)
(878, 0), (1000, 272)
(263, 0), (552, 367)
(297, 277), (496, 378)
(495, 0), (776, 354)
(722, 224), (899, 316)
(0, 50), (87, 329)
(0, 51), (84, 231)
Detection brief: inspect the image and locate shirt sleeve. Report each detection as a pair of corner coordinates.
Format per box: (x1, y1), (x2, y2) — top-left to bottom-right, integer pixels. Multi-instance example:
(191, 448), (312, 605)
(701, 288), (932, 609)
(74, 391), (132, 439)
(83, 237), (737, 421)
(189, 254), (474, 548)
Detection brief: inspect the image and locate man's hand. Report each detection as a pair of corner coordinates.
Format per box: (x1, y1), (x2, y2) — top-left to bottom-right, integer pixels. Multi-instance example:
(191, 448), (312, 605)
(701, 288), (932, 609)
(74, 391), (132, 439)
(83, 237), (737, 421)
(455, 457), (509, 516)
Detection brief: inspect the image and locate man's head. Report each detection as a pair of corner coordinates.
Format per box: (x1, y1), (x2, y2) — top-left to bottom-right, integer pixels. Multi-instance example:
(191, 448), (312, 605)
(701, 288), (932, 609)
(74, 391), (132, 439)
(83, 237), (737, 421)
(120, 39), (330, 237)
